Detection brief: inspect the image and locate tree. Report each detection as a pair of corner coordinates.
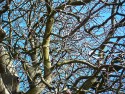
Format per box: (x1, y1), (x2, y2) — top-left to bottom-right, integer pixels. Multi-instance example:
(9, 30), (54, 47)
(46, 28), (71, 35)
(0, 0), (125, 94)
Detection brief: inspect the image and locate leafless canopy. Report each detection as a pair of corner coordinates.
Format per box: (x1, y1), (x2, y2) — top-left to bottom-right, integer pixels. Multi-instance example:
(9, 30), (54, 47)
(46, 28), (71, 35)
(0, 0), (125, 94)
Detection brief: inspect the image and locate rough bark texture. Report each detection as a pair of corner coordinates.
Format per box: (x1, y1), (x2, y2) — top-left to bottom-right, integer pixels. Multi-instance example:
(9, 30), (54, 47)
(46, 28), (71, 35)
(0, 30), (19, 94)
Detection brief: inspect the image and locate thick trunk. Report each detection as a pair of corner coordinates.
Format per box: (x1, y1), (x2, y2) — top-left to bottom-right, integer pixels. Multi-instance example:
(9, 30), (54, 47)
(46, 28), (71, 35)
(0, 45), (19, 94)
(0, 29), (19, 94)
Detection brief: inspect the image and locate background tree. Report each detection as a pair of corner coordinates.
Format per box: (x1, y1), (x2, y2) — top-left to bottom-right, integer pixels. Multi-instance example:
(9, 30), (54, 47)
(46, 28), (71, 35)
(0, 0), (125, 94)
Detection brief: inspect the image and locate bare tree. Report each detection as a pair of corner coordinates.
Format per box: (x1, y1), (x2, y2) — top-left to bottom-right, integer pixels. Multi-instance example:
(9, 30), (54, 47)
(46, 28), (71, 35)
(0, 0), (125, 94)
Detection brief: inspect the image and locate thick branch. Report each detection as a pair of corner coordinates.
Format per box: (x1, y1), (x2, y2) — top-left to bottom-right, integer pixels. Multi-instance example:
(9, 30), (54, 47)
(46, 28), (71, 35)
(69, 0), (91, 6)
(56, 60), (97, 69)
(26, 10), (54, 94)
(0, 28), (6, 43)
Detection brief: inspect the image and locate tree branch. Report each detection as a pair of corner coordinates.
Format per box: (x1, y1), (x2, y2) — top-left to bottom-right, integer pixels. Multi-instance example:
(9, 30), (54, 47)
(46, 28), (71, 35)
(55, 60), (97, 69)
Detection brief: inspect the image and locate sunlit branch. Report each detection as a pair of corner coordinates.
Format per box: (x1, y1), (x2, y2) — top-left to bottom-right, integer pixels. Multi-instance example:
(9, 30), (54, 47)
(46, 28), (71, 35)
(56, 60), (97, 69)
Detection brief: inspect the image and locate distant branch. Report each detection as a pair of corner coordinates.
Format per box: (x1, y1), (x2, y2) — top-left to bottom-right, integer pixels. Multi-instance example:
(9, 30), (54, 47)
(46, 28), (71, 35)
(0, 0), (13, 15)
